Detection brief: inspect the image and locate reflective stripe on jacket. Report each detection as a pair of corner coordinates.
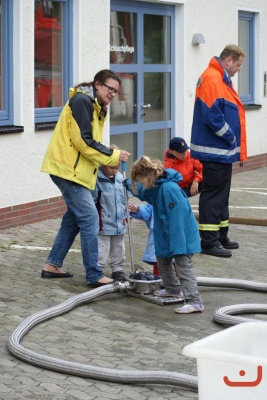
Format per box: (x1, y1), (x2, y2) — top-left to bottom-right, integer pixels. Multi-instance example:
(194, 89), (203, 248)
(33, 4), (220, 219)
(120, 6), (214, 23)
(190, 57), (247, 164)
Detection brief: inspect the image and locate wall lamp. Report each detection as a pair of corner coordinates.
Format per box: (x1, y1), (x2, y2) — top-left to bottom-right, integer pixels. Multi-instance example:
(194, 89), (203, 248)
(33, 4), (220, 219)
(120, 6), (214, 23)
(192, 33), (206, 45)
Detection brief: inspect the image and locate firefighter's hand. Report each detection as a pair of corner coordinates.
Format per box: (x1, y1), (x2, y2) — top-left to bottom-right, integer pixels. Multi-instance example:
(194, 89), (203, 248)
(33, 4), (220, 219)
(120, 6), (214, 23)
(231, 136), (236, 145)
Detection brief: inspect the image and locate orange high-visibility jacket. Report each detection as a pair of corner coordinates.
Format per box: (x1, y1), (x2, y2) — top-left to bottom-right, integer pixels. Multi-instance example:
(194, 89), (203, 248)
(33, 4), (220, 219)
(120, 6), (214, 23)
(190, 57), (247, 164)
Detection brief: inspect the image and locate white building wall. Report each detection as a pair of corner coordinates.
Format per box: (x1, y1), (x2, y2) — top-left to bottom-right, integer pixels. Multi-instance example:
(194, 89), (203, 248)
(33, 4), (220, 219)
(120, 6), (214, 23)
(1, 0), (111, 208)
(0, 0), (267, 209)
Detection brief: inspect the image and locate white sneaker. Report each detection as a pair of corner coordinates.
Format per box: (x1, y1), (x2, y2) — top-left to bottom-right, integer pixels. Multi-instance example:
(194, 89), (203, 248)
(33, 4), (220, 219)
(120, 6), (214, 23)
(154, 289), (184, 299)
(175, 303), (204, 314)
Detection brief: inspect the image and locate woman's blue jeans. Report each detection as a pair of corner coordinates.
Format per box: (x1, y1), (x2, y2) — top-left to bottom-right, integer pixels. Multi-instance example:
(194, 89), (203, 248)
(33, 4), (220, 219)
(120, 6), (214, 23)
(46, 175), (104, 284)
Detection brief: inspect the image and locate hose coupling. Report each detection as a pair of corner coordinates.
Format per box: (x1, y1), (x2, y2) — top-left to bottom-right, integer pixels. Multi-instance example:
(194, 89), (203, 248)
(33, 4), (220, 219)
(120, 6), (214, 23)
(113, 280), (133, 293)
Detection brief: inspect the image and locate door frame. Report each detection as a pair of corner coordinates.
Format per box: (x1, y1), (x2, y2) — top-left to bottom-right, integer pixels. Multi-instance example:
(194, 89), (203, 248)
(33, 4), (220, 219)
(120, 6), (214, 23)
(110, 0), (176, 158)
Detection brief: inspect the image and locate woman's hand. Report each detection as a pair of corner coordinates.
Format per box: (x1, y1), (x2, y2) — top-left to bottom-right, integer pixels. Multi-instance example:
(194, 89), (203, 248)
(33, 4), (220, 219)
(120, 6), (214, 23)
(119, 150), (131, 161)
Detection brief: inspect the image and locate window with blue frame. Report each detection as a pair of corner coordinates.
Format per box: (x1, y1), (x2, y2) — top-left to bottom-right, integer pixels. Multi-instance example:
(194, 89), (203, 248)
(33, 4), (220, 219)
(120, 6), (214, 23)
(238, 11), (255, 105)
(0, 0), (13, 127)
(34, 0), (72, 124)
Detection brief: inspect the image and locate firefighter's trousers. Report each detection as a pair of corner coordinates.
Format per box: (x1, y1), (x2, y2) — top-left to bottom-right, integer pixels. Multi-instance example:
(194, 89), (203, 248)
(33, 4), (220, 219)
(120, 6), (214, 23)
(199, 162), (232, 248)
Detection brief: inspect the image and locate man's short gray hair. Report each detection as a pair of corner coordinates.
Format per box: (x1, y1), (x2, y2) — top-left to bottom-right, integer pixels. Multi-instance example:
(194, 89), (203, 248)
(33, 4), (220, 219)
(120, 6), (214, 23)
(219, 44), (246, 61)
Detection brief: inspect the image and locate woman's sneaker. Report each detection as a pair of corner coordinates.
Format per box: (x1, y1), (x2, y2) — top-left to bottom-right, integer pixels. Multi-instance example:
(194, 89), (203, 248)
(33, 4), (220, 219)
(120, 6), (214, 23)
(175, 303), (204, 314)
(154, 289), (184, 299)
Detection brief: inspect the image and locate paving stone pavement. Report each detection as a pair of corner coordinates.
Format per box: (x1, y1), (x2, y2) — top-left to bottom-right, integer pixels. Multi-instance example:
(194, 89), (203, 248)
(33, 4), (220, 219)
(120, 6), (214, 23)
(0, 167), (267, 400)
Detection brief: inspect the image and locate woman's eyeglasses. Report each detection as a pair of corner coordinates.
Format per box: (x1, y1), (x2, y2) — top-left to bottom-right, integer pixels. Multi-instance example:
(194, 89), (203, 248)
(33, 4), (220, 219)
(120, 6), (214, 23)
(102, 82), (120, 96)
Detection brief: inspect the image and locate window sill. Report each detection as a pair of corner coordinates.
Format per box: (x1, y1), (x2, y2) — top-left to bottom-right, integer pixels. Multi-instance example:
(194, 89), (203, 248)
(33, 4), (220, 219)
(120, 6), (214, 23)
(244, 104), (262, 111)
(35, 122), (57, 132)
(0, 125), (24, 134)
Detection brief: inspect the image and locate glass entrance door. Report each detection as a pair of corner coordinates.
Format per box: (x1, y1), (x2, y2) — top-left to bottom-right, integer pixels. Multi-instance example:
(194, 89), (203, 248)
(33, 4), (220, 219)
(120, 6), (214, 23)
(110, 1), (175, 166)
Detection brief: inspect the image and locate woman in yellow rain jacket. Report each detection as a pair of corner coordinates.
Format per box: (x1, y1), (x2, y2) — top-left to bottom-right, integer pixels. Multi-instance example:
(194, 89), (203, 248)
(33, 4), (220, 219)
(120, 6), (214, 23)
(41, 69), (130, 286)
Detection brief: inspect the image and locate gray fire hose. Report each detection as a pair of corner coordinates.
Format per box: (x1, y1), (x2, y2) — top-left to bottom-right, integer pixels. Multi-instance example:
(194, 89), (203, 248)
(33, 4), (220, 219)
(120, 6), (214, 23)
(7, 277), (267, 392)
(7, 281), (197, 390)
(197, 277), (267, 326)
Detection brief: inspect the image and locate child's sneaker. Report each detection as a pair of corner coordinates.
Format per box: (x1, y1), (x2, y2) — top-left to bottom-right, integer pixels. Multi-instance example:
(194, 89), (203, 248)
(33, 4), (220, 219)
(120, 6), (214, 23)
(175, 303), (204, 314)
(154, 289), (184, 299)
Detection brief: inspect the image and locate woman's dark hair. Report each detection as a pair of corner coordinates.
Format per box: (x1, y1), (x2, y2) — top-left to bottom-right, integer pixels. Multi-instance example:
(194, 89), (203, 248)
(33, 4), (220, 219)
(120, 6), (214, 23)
(93, 69), (121, 86)
(73, 70), (121, 116)
(74, 69), (121, 89)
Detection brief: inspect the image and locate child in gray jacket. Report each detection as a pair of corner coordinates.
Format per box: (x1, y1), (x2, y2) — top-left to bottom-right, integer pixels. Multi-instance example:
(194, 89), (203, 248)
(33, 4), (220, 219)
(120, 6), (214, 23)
(91, 159), (127, 281)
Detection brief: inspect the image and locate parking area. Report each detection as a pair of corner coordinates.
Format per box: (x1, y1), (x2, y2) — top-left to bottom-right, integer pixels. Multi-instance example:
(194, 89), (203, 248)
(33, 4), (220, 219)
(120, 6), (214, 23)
(0, 167), (266, 400)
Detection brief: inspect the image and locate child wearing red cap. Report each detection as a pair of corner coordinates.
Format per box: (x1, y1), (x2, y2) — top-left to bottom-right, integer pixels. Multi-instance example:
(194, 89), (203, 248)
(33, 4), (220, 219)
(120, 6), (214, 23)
(164, 137), (203, 197)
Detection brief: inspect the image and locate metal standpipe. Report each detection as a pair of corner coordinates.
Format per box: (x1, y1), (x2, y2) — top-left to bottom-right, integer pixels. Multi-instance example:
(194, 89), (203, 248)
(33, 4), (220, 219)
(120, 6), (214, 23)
(7, 276), (267, 393)
(121, 160), (178, 305)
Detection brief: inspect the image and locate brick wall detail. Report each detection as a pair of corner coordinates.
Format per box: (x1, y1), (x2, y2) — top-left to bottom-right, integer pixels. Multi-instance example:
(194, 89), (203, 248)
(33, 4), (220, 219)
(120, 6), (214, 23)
(232, 153), (267, 174)
(0, 197), (66, 230)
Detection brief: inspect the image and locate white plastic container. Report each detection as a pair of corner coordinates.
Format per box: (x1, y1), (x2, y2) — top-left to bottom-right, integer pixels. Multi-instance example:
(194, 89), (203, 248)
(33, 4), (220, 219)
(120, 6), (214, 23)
(183, 322), (267, 400)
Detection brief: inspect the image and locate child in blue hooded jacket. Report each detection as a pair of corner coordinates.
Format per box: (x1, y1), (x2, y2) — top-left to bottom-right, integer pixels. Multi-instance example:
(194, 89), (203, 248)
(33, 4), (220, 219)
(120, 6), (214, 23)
(125, 155), (204, 314)
(129, 202), (160, 276)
